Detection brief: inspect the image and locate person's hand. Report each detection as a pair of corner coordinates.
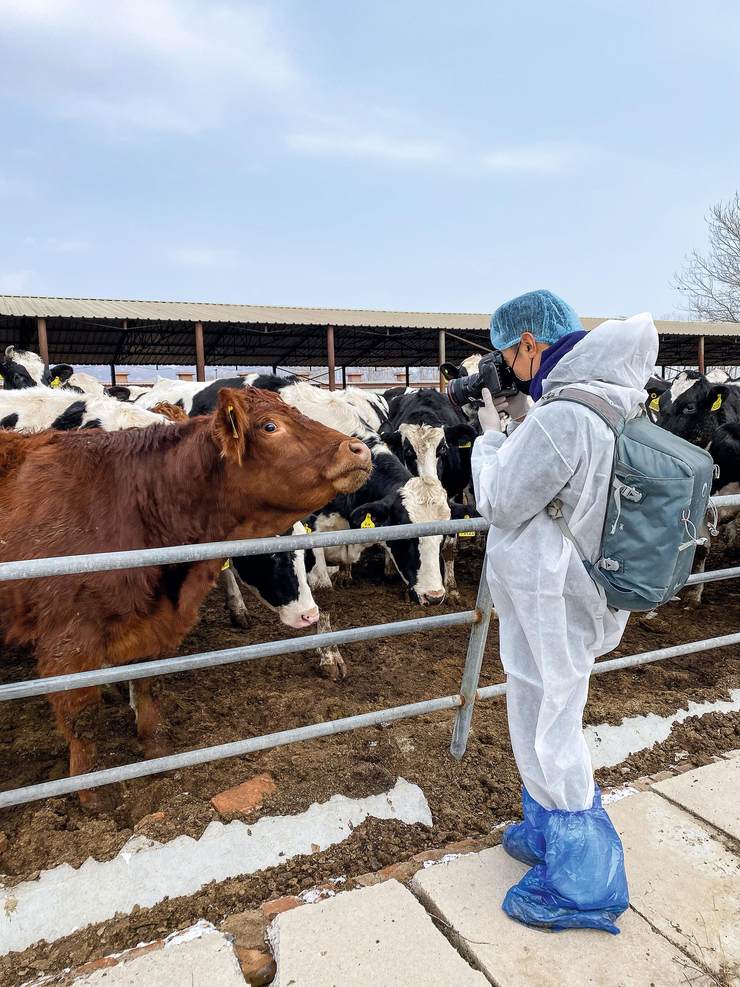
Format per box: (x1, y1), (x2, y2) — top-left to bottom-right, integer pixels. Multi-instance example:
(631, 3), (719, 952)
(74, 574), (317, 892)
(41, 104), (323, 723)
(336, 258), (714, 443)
(478, 388), (504, 433)
(495, 390), (531, 422)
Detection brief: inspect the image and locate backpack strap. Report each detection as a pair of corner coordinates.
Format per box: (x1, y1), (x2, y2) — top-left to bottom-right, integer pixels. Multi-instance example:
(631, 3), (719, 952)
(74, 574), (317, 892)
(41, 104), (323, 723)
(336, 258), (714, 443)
(541, 386), (624, 435)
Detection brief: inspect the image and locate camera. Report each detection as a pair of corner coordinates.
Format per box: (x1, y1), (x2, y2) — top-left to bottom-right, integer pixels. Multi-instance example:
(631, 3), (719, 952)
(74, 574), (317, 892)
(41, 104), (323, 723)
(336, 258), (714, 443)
(440, 351), (519, 415)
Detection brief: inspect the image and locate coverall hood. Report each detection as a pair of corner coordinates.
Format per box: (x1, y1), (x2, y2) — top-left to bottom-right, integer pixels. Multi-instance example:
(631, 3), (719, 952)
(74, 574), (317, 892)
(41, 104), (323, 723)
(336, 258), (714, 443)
(542, 313), (659, 415)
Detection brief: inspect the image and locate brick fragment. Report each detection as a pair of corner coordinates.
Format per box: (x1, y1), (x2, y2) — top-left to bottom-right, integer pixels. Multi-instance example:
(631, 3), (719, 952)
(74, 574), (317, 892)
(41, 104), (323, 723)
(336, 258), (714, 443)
(262, 895), (302, 922)
(211, 773), (277, 816)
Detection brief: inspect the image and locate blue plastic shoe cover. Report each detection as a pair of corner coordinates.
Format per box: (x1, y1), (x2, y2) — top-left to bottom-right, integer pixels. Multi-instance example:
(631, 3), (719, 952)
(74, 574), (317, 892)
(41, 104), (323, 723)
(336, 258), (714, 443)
(502, 786), (629, 935)
(502, 788), (546, 866)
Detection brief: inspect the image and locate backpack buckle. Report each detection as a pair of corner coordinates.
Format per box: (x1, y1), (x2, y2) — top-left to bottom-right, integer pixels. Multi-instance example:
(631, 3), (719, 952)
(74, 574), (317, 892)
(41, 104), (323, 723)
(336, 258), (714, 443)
(600, 558), (620, 572)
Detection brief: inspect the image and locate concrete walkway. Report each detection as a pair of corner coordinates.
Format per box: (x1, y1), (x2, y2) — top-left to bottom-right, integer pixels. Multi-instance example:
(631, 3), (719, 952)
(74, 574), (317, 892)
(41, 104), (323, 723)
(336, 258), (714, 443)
(271, 754), (740, 987)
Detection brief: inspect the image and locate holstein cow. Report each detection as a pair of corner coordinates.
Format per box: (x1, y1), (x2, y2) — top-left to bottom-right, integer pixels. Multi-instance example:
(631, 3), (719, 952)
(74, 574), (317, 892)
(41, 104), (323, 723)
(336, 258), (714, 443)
(379, 388), (478, 600)
(0, 388), (371, 805)
(0, 386), (171, 432)
(309, 434), (450, 605)
(0, 345), (76, 391)
(657, 371), (740, 605)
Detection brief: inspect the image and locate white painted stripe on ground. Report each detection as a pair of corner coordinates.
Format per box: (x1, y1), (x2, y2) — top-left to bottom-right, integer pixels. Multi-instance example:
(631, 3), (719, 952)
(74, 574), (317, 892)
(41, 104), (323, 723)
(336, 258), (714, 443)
(0, 778), (431, 956)
(587, 689), (740, 769)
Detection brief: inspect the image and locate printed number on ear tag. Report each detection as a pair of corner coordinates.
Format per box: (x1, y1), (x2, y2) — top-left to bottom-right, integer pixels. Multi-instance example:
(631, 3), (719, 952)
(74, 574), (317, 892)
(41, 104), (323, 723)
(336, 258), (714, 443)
(303, 522), (312, 534)
(360, 513), (376, 529)
(459, 514), (475, 538)
(50, 376), (62, 388)
(458, 442), (472, 449)
(221, 560), (231, 570)
(649, 396), (660, 412)
(711, 394), (723, 412)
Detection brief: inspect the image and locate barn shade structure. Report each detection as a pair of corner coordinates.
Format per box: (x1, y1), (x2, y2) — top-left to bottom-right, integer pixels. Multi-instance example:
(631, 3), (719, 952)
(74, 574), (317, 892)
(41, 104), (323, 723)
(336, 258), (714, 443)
(0, 294), (738, 388)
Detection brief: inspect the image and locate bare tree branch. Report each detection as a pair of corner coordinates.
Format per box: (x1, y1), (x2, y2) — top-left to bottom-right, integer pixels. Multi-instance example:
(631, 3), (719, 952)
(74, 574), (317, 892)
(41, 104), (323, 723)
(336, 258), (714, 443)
(673, 192), (740, 322)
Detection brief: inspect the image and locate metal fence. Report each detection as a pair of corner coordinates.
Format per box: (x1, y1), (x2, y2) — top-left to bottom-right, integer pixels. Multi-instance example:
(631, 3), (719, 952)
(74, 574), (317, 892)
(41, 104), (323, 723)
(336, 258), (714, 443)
(1, 496), (739, 810)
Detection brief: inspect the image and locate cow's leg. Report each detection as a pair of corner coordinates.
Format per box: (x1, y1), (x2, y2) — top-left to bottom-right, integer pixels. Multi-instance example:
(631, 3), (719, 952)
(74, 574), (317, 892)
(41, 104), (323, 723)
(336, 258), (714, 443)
(384, 550), (396, 578)
(683, 541), (708, 608)
(220, 566), (249, 628)
(131, 677), (170, 759)
(314, 612), (346, 680)
(335, 560), (353, 587)
(308, 547), (334, 590)
(442, 535), (460, 601)
(49, 686), (107, 810)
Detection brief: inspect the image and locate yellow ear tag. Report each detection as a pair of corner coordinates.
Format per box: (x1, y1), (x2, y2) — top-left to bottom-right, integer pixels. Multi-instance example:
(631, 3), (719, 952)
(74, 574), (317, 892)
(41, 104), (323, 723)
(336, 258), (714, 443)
(221, 559), (231, 570)
(303, 522), (312, 534)
(360, 513), (375, 529)
(649, 396), (660, 412)
(50, 376), (62, 388)
(459, 441), (472, 449)
(459, 514), (475, 538)
(226, 404), (239, 438)
(711, 394), (723, 412)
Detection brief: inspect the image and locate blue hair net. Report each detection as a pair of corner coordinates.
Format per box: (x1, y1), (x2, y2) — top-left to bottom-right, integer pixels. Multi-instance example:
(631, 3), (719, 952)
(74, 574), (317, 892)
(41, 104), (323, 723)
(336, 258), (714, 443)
(490, 289), (582, 351)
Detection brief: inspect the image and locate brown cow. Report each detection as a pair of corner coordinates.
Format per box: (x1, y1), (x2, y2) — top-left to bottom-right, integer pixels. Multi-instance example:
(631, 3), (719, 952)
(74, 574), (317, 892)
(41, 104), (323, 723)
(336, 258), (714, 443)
(0, 387), (370, 807)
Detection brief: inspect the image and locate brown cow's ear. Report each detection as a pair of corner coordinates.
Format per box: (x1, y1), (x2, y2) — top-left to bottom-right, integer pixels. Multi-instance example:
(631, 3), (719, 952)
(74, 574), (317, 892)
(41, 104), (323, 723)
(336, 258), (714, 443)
(214, 388), (250, 465)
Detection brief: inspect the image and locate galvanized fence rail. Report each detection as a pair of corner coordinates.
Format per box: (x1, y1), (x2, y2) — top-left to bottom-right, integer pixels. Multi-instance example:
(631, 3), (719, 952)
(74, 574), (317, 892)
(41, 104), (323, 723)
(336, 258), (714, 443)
(0, 496), (739, 810)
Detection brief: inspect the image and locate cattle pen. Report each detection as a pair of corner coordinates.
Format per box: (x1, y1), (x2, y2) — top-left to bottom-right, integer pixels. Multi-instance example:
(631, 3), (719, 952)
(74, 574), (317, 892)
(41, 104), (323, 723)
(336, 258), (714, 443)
(0, 496), (738, 810)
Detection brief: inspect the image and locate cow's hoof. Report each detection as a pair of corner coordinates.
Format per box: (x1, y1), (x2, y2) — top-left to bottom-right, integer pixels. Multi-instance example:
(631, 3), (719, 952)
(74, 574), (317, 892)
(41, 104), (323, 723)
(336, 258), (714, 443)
(447, 589), (461, 603)
(335, 570), (353, 588)
(141, 736), (172, 760)
(229, 611), (250, 629)
(318, 652), (347, 681)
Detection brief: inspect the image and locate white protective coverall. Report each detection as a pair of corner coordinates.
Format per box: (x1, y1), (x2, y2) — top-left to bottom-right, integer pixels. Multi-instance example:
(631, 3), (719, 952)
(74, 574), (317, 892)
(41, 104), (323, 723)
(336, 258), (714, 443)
(472, 313), (659, 812)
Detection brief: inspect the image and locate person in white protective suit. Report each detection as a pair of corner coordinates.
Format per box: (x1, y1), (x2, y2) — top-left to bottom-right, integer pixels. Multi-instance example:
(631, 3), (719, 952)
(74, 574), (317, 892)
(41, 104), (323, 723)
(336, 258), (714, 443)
(472, 288), (658, 934)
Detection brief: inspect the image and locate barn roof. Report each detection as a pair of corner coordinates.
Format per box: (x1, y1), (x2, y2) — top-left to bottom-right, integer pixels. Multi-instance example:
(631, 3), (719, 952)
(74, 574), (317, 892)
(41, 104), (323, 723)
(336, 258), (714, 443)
(0, 294), (738, 367)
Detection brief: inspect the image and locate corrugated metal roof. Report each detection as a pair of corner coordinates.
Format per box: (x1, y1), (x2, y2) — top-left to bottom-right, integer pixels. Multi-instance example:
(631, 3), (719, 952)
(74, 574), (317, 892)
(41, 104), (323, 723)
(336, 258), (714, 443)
(0, 294), (737, 338)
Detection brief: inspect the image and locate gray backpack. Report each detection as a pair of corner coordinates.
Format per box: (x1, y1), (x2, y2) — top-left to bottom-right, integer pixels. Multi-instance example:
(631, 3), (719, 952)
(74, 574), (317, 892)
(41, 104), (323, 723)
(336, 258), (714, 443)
(542, 387), (715, 612)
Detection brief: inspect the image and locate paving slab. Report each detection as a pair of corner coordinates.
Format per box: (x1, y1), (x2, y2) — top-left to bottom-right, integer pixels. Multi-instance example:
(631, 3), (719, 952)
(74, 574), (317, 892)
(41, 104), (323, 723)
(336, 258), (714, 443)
(652, 753), (740, 840)
(412, 846), (711, 987)
(71, 926), (245, 986)
(609, 791), (740, 980)
(270, 878), (487, 986)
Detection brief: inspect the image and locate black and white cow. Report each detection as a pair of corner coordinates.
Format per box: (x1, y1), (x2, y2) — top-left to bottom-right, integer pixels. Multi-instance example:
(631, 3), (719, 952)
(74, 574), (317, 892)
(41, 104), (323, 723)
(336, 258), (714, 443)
(0, 386), (171, 432)
(380, 388), (477, 501)
(309, 435), (450, 605)
(221, 522), (322, 630)
(657, 371), (740, 606)
(658, 370), (740, 445)
(0, 346), (76, 391)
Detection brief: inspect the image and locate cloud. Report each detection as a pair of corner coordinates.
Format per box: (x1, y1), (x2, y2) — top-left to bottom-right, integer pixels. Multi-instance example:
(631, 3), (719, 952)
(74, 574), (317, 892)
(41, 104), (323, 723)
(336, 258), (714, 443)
(287, 132), (447, 164)
(24, 235), (90, 254)
(0, 0), (298, 135)
(287, 127), (583, 176)
(0, 269), (35, 293)
(170, 246), (238, 269)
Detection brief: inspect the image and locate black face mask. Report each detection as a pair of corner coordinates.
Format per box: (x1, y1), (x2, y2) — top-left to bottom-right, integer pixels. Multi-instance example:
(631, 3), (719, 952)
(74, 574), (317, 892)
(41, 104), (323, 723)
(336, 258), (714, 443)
(511, 338), (534, 394)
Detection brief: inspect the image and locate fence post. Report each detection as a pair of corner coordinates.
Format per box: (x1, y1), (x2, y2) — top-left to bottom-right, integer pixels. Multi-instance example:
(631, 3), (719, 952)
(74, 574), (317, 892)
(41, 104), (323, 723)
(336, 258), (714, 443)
(450, 565), (493, 759)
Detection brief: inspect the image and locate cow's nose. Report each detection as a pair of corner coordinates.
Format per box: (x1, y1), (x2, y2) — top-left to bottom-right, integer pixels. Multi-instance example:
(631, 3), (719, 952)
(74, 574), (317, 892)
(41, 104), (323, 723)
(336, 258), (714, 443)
(421, 590), (446, 606)
(301, 607), (320, 626)
(348, 439), (371, 462)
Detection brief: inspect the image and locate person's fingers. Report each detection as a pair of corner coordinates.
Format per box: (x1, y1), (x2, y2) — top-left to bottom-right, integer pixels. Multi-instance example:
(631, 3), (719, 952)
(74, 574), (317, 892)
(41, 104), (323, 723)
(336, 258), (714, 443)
(493, 396), (508, 412)
(481, 388), (495, 409)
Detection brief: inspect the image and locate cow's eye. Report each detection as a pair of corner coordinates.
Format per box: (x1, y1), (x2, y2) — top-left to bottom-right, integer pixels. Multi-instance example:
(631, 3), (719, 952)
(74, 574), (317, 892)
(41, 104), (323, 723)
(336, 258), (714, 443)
(263, 421), (278, 432)
(683, 404), (696, 415)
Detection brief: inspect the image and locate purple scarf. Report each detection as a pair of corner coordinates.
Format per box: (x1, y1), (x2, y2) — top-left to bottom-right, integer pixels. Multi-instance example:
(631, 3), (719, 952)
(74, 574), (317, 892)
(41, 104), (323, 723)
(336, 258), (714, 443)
(529, 331), (588, 402)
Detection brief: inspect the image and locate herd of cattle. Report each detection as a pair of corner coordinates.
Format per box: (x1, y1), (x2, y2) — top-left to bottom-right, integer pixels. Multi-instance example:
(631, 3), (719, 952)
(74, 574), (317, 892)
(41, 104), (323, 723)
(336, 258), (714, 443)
(0, 344), (738, 804)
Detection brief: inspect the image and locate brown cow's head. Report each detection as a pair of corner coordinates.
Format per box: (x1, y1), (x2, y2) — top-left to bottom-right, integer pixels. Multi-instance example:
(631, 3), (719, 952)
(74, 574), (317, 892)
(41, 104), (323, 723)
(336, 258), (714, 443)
(213, 387), (371, 514)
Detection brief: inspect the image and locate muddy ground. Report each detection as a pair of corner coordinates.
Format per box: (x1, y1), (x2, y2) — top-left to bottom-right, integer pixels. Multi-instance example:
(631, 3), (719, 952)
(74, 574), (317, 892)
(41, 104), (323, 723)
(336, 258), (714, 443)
(0, 539), (738, 982)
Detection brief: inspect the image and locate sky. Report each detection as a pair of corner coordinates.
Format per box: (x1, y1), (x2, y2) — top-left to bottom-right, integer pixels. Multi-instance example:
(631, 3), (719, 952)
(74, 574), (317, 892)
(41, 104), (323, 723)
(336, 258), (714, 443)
(1, 0), (739, 321)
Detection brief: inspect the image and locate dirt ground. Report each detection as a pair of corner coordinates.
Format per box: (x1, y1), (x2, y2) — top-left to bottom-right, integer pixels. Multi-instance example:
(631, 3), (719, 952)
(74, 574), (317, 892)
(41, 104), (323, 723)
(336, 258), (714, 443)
(0, 539), (738, 982)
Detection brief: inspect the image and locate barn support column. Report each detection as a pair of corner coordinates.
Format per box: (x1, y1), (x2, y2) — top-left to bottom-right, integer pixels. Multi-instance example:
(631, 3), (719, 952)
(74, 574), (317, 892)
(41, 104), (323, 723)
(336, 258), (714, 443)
(327, 325), (336, 391)
(194, 321), (206, 382)
(405, 365), (410, 387)
(271, 364), (277, 375)
(697, 335), (705, 375)
(109, 363), (116, 386)
(438, 330), (446, 392)
(37, 317), (49, 366)
(341, 365), (347, 389)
